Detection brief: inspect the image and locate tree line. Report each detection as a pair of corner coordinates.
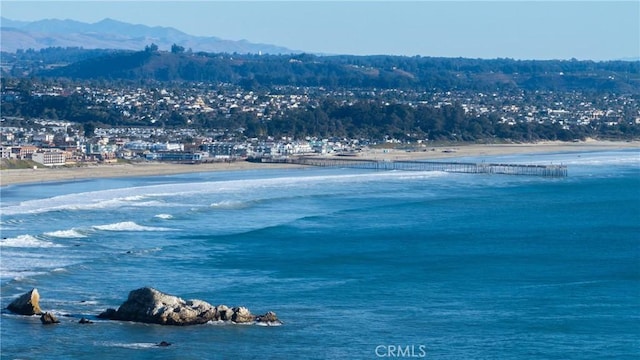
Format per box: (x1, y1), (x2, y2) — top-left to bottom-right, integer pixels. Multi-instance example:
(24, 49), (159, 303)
(3, 47), (637, 93)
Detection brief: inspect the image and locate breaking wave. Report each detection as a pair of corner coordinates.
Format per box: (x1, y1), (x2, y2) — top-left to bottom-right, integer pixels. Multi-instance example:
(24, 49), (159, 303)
(92, 221), (173, 232)
(44, 229), (87, 238)
(210, 200), (254, 209)
(0, 234), (63, 248)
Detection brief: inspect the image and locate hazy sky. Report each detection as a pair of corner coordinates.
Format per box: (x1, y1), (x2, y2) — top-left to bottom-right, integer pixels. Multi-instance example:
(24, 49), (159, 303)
(2, 1), (639, 61)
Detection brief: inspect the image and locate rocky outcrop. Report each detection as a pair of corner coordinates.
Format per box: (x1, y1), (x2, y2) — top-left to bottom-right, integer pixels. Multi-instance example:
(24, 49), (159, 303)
(231, 306), (255, 323)
(98, 287), (281, 326)
(40, 312), (60, 324)
(256, 311), (282, 326)
(7, 288), (43, 315)
(79, 317), (94, 324)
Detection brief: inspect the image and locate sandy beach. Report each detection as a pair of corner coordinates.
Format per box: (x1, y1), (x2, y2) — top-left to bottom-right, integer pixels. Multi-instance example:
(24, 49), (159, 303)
(1, 140), (637, 187)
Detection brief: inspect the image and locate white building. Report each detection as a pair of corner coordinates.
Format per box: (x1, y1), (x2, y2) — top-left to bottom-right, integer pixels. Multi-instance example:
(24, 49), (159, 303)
(32, 150), (66, 167)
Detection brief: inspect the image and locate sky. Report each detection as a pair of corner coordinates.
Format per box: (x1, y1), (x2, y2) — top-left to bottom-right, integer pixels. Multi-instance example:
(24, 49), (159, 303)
(1, 1), (639, 61)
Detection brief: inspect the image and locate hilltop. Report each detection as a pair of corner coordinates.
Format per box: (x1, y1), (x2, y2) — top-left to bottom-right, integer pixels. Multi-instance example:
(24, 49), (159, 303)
(0, 17), (297, 54)
(30, 49), (640, 93)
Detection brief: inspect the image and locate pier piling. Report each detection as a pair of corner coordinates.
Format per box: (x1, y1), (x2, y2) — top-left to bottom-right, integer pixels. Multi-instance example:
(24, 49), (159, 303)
(263, 157), (567, 178)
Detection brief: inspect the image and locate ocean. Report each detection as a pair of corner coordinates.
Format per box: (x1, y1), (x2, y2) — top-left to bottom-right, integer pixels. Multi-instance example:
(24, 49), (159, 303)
(1, 149), (638, 359)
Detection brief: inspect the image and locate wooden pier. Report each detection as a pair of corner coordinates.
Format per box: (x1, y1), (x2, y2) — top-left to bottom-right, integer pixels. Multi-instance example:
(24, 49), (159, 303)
(263, 157), (567, 178)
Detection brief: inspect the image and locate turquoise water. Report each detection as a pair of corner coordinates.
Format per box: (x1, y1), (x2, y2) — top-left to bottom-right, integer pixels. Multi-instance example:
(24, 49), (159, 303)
(1, 150), (639, 359)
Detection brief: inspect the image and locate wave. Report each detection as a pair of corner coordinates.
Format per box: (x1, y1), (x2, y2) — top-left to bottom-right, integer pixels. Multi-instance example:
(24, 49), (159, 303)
(1, 170), (449, 216)
(154, 213), (173, 219)
(0, 234), (63, 248)
(4, 271), (49, 281)
(0, 219), (24, 229)
(96, 342), (161, 350)
(92, 221), (173, 232)
(13, 156), (631, 219)
(210, 199), (254, 209)
(478, 149), (640, 167)
(0, 250), (82, 281)
(1, 191), (166, 216)
(43, 229), (87, 238)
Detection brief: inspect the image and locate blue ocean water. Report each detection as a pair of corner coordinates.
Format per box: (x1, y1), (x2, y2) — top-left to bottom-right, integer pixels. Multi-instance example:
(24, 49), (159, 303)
(1, 150), (638, 359)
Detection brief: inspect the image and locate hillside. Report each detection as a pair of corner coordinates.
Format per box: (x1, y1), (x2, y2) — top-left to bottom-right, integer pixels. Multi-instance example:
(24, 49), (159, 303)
(0, 17), (297, 54)
(38, 50), (640, 93)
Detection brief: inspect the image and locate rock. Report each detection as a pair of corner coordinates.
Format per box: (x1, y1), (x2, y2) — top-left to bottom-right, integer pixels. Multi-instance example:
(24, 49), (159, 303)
(105, 287), (217, 325)
(99, 287), (282, 326)
(231, 306), (255, 323)
(7, 288), (43, 315)
(97, 308), (117, 319)
(79, 317), (94, 324)
(216, 305), (233, 321)
(256, 311), (283, 326)
(40, 312), (60, 324)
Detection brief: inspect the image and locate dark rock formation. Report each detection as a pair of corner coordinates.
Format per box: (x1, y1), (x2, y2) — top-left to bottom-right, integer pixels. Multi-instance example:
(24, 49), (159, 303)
(79, 317), (94, 324)
(256, 311), (283, 326)
(40, 312), (60, 324)
(7, 288), (43, 315)
(99, 287), (281, 326)
(97, 308), (117, 319)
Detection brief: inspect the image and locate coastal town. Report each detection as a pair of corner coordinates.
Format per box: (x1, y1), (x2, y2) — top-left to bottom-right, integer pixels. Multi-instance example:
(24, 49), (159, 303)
(2, 79), (638, 168)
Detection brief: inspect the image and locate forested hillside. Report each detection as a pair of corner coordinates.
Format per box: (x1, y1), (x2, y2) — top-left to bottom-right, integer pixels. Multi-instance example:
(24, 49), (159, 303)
(5, 47), (638, 93)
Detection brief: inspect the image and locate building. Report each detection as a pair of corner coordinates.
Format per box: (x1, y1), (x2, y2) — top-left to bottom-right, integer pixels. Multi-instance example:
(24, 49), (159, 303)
(11, 145), (38, 160)
(144, 151), (207, 162)
(31, 150), (66, 167)
(0, 145), (12, 159)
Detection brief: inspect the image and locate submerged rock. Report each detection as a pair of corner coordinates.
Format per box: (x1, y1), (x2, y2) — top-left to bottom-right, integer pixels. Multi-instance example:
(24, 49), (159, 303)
(7, 288), (43, 316)
(79, 317), (94, 324)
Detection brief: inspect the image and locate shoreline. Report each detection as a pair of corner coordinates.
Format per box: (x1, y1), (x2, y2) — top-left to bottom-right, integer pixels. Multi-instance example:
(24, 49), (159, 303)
(1, 140), (638, 187)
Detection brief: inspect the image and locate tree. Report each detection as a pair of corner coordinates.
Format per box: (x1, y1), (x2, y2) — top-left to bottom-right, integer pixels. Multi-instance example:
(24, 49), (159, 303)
(171, 44), (185, 54)
(145, 43), (159, 53)
(83, 122), (96, 138)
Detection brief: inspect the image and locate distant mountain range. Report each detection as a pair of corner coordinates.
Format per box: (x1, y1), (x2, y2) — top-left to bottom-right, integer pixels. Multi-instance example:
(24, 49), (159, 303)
(0, 17), (299, 54)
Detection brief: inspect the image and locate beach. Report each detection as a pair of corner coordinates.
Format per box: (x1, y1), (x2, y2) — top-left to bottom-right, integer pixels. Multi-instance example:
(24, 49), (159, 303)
(1, 140), (637, 186)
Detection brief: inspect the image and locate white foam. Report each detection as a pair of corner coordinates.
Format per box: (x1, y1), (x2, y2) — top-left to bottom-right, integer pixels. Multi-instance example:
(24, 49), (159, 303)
(154, 213), (173, 219)
(1, 189), (166, 216)
(0, 250), (80, 280)
(93, 221), (173, 232)
(0, 234), (63, 248)
(210, 200), (252, 209)
(44, 229), (87, 238)
(255, 321), (283, 327)
(5, 271), (48, 280)
(97, 342), (160, 349)
(3, 171), (449, 216)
